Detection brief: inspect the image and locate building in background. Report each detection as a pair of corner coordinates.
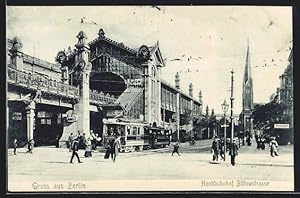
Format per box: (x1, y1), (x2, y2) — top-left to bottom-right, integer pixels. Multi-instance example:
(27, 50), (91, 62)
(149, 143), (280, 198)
(6, 29), (202, 147)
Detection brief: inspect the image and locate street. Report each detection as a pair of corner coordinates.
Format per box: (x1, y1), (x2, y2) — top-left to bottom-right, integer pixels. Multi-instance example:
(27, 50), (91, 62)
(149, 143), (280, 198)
(7, 140), (293, 191)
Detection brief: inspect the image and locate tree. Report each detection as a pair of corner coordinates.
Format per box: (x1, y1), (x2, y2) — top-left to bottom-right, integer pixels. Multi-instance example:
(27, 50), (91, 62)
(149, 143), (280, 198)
(252, 97), (288, 135)
(180, 109), (192, 126)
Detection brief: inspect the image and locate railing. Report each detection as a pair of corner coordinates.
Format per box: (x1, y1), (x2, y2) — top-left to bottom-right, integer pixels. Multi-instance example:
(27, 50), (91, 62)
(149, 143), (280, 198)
(7, 67), (80, 99)
(22, 54), (61, 72)
(89, 89), (117, 105)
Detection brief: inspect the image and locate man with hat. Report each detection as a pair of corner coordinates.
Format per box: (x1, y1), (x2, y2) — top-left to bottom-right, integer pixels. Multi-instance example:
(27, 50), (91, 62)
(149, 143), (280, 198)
(70, 137), (82, 163)
(229, 138), (239, 166)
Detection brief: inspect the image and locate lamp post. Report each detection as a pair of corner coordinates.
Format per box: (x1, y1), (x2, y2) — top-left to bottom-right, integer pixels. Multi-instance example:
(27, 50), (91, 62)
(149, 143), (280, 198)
(230, 69), (235, 166)
(221, 99), (229, 161)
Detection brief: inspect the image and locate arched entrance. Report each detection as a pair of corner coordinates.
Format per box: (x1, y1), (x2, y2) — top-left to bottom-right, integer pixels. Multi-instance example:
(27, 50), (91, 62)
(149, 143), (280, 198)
(34, 104), (70, 146)
(90, 72), (126, 97)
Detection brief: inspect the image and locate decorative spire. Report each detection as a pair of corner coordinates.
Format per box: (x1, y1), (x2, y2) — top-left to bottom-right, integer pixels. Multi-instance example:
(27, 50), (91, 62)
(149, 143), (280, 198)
(205, 105), (209, 117)
(189, 83), (193, 97)
(199, 90), (202, 103)
(175, 72), (180, 89)
(98, 28), (105, 38)
(211, 109), (215, 117)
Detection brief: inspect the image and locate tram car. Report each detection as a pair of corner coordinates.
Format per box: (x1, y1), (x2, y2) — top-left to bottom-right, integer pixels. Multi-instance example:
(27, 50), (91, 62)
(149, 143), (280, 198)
(144, 126), (171, 149)
(102, 118), (170, 152)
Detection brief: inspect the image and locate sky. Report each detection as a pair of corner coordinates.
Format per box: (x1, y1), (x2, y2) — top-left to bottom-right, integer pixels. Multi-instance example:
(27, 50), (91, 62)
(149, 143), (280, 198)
(6, 6), (292, 114)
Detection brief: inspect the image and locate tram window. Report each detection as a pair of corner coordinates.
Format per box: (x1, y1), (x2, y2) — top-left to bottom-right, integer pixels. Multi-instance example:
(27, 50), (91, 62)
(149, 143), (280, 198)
(41, 119), (46, 125)
(133, 127), (137, 135)
(127, 126), (131, 135)
(137, 127), (140, 135)
(57, 114), (62, 124)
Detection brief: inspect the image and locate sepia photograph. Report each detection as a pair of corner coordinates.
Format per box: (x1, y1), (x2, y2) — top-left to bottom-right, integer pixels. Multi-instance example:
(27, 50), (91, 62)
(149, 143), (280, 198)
(6, 5), (293, 192)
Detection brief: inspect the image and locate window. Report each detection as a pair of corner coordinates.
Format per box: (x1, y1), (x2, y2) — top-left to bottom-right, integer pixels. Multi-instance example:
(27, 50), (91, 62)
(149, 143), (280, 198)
(41, 119), (46, 125)
(12, 112), (22, 120)
(133, 127), (137, 135)
(127, 126), (131, 135)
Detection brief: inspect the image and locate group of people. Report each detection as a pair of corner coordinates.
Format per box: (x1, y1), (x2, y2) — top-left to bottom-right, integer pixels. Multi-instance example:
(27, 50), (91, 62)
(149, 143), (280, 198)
(68, 131), (103, 163)
(255, 133), (279, 157)
(12, 138), (35, 155)
(211, 136), (239, 166)
(255, 135), (267, 150)
(68, 130), (121, 163)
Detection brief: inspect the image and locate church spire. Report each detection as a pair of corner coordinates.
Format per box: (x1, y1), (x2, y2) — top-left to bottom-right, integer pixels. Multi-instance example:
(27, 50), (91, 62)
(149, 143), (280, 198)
(244, 40), (252, 85)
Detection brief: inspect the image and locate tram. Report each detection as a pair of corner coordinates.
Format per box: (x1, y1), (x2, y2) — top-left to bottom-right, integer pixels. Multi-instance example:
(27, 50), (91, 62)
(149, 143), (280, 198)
(102, 118), (170, 152)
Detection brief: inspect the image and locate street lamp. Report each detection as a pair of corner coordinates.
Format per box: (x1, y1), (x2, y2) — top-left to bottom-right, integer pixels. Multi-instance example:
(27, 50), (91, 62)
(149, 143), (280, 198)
(221, 99), (229, 161)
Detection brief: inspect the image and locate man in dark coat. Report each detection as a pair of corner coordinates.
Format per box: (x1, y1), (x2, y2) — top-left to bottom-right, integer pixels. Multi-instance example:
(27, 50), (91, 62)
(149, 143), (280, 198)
(229, 138), (239, 166)
(68, 133), (74, 152)
(211, 136), (220, 162)
(109, 138), (116, 162)
(70, 138), (82, 163)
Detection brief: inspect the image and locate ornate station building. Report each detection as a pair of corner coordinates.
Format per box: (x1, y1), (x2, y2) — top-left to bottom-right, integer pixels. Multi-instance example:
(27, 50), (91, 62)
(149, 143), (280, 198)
(7, 29), (203, 147)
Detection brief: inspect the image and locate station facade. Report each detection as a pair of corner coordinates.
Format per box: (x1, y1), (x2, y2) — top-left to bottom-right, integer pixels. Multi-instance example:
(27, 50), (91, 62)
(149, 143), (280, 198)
(7, 29), (202, 147)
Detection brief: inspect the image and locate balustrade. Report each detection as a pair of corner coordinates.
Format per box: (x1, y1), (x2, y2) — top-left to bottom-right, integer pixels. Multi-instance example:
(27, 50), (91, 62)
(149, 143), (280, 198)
(89, 89), (117, 104)
(7, 67), (79, 99)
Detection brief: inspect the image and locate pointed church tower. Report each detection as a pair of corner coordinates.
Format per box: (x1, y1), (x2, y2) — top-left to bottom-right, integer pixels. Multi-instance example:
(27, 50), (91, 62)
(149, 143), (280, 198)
(242, 40), (254, 137)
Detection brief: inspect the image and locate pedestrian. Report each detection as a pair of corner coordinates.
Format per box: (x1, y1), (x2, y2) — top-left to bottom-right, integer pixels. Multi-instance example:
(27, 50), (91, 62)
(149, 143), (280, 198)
(13, 139), (17, 155)
(211, 136), (220, 162)
(108, 137), (116, 162)
(26, 139), (35, 154)
(68, 133), (74, 152)
(113, 135), (121, 162)
(247, 135), (252, 146)
(104, 139), (111, 159)
(229, 138), (239, 166)
(84, 137), (92, 158)
(257, 136), (261, 150)
(70, 138), (82, 163)
(172, 141), (180, 156)
(261, 136), (266, 150)
(219, 138), (225, 161)
(269, 137), (279, 157)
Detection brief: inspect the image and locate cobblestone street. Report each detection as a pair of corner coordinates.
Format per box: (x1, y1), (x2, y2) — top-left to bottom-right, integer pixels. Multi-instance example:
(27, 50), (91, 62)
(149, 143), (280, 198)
(7, 142), (293, 191)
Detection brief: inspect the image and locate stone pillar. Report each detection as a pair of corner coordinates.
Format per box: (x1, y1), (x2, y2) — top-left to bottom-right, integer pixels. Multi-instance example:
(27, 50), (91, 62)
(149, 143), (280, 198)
(73, 31), (92, 138)
(59, 109), (76, 148)
(157, 67), (162, 126)
(9, 37), (23, 71)
(142, 62), (151, 124)
(25, 101), (35, 141)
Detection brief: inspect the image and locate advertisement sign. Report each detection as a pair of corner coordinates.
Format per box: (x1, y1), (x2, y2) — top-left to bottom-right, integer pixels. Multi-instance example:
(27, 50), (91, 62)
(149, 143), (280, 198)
(274, 124), (290, 129)
(106, 110), (123, 118)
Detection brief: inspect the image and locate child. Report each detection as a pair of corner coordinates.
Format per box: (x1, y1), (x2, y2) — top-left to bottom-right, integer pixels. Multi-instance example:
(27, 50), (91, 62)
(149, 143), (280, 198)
(172, 142), (180, 156)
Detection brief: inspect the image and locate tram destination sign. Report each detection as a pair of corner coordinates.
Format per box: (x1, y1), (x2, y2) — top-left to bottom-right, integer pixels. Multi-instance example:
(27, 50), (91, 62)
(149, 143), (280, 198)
(274, 124), (290, 129)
